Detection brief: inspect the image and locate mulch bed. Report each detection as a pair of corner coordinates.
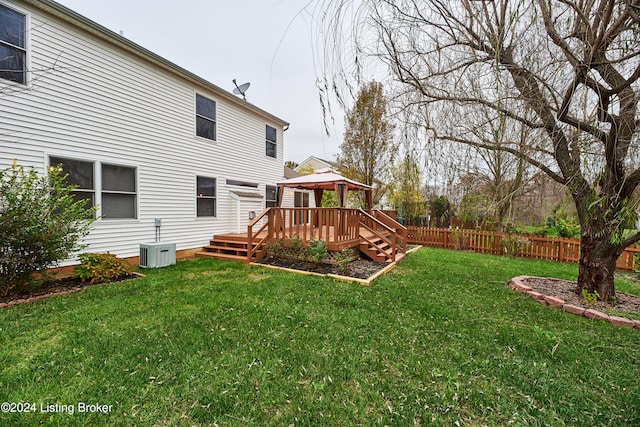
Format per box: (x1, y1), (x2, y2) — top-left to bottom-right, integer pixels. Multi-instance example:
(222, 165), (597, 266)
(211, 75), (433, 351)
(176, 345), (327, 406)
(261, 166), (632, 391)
(0, 274), (141, 305)
(521, 276), (640, 318)
(256, 257), (388, 279)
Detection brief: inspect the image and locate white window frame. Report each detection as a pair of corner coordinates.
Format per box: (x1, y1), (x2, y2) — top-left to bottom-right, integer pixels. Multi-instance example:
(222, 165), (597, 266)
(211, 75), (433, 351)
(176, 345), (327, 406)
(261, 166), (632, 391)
(100, 163), (138, 220)
(0, 1), (30, 87)
(47, 155), (138, 221)
(195, 93), (217, 141)
(48, 155), (96, 217)
(266, 125), (277, 158)
(196, 175), (217, 218)
(265, 185), (277, 208)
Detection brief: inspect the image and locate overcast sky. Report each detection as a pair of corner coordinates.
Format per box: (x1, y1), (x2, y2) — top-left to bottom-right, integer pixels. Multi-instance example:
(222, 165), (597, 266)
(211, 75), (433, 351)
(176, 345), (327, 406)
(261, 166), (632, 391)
(55, 0), (345, 164)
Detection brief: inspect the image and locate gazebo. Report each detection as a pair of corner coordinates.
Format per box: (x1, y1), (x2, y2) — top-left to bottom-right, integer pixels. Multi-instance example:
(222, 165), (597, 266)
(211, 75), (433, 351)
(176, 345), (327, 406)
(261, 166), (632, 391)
(276, 168), (373, 210)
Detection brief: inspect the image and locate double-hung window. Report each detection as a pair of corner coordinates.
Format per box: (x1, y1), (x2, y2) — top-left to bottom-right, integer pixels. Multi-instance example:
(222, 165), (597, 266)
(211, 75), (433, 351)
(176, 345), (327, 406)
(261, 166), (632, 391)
(196, 94), (216, 140)
(102, 164), (137, 219)
(50, 157), (95, 216)
(266, 125), (277, 158)
(49, 157), (137, 219)
(265, 185), (277, 208)
(197, 176), (216, 217)
(0, 3), (27, 84)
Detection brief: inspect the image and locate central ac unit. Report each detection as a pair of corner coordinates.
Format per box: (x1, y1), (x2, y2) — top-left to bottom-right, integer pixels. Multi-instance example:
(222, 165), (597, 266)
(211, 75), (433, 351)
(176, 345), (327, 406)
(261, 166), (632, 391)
(139, 242), (176, 268)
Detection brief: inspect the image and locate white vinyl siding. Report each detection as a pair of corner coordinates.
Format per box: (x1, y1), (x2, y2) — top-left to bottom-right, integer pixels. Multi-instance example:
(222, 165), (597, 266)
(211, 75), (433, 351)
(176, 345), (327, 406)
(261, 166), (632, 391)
(0, 1), (286, 263)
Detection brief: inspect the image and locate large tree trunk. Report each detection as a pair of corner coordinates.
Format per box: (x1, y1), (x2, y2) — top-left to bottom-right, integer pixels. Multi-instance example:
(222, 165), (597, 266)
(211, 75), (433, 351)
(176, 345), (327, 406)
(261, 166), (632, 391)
(577, 234), (619, 303)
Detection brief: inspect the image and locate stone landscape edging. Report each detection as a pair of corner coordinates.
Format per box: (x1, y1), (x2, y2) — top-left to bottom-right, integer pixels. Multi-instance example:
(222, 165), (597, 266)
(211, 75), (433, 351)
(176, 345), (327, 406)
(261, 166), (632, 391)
(509, 276), (640, 331)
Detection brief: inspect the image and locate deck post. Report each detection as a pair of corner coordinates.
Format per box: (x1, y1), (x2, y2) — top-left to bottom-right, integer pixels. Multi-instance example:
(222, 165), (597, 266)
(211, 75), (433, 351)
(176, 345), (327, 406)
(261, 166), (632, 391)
(267, 209), (274, 241)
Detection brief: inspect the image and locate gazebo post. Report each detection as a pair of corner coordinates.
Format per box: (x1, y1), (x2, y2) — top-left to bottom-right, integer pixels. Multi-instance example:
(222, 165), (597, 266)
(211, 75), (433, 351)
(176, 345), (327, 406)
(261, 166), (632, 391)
(365, 189), (373, 211)
(277, 184), (285, 207)
(313, 188), (324, 227)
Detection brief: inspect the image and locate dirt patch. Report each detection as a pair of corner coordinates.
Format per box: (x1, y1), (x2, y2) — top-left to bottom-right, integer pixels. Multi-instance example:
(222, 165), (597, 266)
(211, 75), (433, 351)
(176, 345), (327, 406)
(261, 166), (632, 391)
(256, 257), (388, 280)
(520, 276), (640, 318)
(0, 274), (141, 306)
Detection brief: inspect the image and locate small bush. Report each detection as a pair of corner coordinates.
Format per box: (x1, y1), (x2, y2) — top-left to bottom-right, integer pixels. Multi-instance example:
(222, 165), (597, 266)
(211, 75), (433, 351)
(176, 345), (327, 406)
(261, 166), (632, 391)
(500, 235), (531, 257)
(75, 253), (132, 284)
(286, 235), (306, 259)
(265, 239), (285, 260)
(306, 239), (328, 267)
(581, 288), (600, 305)
(0, 162), (96, 296)
(510, 224), (548, 236)
(551, 219), (581, 238)
(334, 248), (356, 275)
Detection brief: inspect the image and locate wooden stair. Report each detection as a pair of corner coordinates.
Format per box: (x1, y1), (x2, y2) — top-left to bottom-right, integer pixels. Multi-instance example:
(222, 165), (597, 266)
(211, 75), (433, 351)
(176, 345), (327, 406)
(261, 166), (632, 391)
(195, 234), (264, 264)
(358, 231), (404, 263)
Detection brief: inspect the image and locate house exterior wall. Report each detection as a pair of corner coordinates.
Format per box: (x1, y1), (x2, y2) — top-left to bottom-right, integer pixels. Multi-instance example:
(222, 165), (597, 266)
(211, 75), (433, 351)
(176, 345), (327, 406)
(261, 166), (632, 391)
(280, 189), (316, 209)
(0, 0), (287, 263)
(295, 156), (335, 173)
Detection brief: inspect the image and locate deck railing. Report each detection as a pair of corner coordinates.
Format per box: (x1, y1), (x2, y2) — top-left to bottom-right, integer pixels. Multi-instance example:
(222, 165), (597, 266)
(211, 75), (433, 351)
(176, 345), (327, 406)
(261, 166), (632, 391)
(246, 207), (407, 262)
(271, 207), (361, 242)
(247, 208), (273, 262)
(359, 209), (399, 262)
(373, 209), (408, 251)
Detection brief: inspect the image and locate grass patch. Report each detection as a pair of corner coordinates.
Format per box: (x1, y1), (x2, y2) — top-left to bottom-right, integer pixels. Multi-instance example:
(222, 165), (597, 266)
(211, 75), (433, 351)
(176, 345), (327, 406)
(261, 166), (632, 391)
(0, 248), (638, 426)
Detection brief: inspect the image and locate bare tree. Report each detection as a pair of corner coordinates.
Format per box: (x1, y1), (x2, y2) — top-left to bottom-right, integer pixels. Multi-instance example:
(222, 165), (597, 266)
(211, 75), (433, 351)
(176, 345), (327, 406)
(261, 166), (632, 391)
(319, 0), (640, 301)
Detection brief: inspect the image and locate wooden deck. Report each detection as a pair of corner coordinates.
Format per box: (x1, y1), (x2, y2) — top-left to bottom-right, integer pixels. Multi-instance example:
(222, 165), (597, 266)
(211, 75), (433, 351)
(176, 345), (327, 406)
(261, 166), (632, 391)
(196, 208), (407, 264)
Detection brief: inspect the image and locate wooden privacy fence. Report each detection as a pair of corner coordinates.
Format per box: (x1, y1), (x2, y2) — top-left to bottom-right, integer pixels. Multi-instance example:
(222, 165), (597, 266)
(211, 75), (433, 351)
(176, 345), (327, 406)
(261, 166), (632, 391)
(407, 226), (640, 272)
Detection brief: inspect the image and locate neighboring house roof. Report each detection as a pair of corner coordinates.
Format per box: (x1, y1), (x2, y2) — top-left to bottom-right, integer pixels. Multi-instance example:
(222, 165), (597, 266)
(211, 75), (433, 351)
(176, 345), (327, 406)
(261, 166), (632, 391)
(284, 166), (302, 180)
(295, 156), (338, 172)
(26, 0), (289, 128)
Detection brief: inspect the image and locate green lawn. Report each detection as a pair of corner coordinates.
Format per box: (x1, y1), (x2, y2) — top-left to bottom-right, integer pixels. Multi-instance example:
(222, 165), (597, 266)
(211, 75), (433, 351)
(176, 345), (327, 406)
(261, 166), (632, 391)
(1, 248), (638, 426)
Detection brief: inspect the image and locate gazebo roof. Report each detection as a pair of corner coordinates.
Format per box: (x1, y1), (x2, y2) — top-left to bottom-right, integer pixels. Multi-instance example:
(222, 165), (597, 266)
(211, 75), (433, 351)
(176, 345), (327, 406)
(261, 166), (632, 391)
(276, 168), (372, 210)
(276, 168), (371, 191)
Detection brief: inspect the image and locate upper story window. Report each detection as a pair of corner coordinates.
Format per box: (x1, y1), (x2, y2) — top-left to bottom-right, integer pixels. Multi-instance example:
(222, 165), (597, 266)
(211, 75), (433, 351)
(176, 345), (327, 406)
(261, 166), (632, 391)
(0, 3), (27, 84)
(196, 94), (216, 140)
(266, 125), (277, 158)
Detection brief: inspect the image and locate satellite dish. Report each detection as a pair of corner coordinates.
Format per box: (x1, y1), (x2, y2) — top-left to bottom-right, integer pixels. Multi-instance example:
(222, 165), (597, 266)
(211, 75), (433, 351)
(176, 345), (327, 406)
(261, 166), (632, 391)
(232, 79), (250, 101)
